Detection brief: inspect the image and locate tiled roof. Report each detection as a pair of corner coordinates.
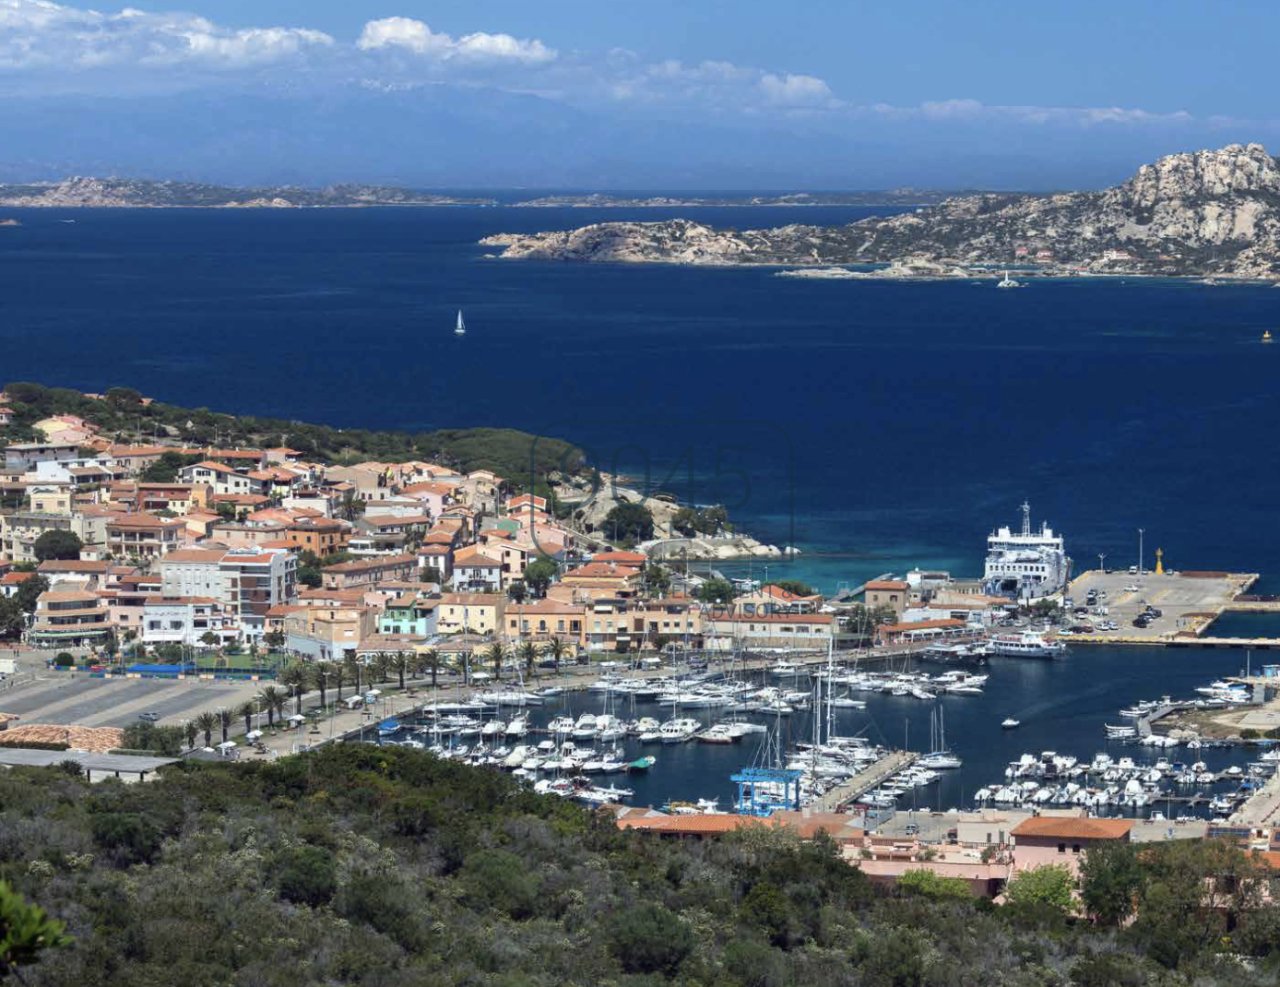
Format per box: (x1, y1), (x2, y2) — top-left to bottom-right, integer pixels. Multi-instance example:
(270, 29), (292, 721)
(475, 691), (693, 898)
(1011, 817), (1133, 840)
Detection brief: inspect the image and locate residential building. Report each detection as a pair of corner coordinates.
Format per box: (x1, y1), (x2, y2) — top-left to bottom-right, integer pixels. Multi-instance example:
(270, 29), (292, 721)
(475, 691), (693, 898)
(504, 599), (586, 647)
(1010, 815), (1133, 876)
(284, 604), (379, 661)
(864, 579), (910, 617)
(702, 613), (837, 651)
(282, 516), (350, 557)
(5, 441), (82, 471)
(141, 596), (238, 647)
(160, 547), (297, 640)
(452, 545), (506, 592)
(378, 593), (440, 637)
(437, 593), (504, 635)
(28, 587), (112, 648)
(178, 461), (260, 496)
(105, 513), (185, 559)
(321, 553), (417, 590)
(734, 583), (822, 616)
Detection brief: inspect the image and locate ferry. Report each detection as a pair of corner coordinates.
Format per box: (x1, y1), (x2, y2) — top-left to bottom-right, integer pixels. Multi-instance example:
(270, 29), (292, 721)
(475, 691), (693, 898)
(991, 631), (1066, 658)
(982, 501), (1070, 601)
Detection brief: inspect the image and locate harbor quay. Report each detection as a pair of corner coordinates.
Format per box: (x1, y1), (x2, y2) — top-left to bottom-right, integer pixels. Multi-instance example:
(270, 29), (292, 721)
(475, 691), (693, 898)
(1064, 568), (1270, 646)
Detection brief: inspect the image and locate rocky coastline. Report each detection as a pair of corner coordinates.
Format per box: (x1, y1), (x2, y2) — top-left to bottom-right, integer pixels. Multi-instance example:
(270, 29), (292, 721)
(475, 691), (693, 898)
(481, 143), (1280, 281)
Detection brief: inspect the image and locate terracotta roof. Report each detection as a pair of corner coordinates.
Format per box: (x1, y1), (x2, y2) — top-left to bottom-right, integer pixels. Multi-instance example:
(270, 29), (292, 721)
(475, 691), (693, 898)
(190, 461), (242, 474)
(592, 551), (647, 564)
(866, 580), (910, 591)
(163, 549), (227, 564)
(323, 553), (416, 574)
(1, 571), (36, 585)
(1011, 817), (1134, 840)
(37, 560), (109, 572)
(107, 513), (184, 530)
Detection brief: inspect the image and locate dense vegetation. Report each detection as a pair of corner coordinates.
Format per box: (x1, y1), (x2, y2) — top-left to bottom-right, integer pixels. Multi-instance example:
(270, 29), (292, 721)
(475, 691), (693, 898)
(1, 746), (1277, 986)
(0, 382), (586, 485)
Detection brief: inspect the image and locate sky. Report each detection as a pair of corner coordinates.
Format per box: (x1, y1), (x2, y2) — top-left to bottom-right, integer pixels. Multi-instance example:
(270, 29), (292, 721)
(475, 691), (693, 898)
(0, 0), (1277, 188)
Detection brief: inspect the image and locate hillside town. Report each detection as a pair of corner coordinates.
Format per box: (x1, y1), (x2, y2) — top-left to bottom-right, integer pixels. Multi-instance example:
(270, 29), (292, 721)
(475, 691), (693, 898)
(0, 387), (892, 668)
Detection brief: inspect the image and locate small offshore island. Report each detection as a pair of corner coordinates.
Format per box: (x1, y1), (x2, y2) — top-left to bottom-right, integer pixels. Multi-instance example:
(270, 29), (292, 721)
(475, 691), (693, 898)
(482, 142), (1280, 281)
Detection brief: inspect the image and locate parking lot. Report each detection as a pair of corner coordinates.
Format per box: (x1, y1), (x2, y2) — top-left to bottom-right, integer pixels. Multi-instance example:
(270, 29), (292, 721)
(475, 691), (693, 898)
(1, 674), (263, 729)
(1065, 569), (1256, 643)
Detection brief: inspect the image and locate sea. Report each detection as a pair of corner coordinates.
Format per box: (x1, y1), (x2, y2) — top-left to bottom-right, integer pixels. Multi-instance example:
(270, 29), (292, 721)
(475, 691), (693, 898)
(3, 203), (1280, 813)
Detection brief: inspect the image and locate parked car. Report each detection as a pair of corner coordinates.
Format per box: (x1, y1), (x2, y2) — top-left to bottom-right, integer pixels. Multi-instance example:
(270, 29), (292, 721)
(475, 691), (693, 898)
(138, 711), (160, 722)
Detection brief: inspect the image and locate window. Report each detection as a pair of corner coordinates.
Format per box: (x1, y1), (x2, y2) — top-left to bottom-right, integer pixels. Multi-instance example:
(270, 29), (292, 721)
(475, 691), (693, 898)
(1057, 842), (1066, 854)
(1071, 844), (1081, 854)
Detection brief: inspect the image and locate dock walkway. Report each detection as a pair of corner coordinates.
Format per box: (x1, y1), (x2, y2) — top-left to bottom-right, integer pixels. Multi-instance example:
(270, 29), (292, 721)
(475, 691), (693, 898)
(811, 751), (917, 812)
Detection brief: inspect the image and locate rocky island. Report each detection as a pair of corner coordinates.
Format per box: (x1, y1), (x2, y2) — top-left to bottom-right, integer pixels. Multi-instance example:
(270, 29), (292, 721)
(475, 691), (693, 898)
(482, 143), (1280, 279)
(0, 177), (496, 208)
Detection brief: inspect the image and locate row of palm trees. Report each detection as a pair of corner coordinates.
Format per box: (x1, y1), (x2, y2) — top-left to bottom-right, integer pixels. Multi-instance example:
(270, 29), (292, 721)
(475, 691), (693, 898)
(182, 635), (576, 748)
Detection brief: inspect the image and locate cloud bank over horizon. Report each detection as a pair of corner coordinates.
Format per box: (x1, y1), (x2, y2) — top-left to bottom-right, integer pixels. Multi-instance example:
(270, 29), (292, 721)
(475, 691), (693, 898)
(0, 0), (1273, 188)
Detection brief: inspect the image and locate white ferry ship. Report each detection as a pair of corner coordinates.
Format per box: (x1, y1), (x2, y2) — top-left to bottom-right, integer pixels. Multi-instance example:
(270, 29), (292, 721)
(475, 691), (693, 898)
(990, 631), (1067, 658)
(982, 501), (1070, 601)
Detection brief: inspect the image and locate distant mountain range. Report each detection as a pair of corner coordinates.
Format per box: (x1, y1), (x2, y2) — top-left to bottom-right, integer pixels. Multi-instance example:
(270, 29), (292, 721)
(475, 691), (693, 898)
(0, 177), (493, 208)
(482, 143), (1280, 279)
(0, 178), (958, 210)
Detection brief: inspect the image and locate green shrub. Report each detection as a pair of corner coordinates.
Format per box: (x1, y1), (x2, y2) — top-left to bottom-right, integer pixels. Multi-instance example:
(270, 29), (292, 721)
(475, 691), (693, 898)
(274, 845), (337, 907)
(460, 848), (539, 919)
(607, 903), (694, 977)
(89, 812), (161, 865)
(53, 652), (75, 667)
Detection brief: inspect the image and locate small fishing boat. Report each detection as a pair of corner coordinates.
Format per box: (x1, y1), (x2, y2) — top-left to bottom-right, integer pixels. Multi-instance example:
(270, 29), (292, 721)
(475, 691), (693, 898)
(627, 755), (656, 772)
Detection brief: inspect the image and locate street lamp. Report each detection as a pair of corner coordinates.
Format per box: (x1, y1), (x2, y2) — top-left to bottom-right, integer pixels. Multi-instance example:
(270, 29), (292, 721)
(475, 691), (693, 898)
(1098, 553), (1106, 575)
(1138, 529), (1144, 576)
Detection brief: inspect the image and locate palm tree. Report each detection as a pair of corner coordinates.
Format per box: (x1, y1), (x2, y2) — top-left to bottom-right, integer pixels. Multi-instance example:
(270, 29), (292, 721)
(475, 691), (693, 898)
(517, 640), (538, 679)
(543, 635), (569, 676)
(486, 642), (506, 681)
(194, 711), (218, 748)
(373, 651), (392, 685)
(238, 700), (257, 736)
(333, 662), (346, 704)
(278, 662), (309, 716)
(258, 685), (286, 728)
(343, 653), (362, 695)
(184, 720), (198, 750)
(421, 648), (440, 689)
(218, 708), (232, 744)
(313, 662), (333, 709)
(391, 651), (409, 691)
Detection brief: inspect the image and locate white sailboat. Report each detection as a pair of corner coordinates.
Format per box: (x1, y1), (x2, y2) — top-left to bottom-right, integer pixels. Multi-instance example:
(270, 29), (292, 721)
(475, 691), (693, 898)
(454, 309), (467, 336)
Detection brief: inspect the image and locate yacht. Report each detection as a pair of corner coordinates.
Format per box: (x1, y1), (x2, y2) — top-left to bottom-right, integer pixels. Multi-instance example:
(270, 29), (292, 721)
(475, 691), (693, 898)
(1001, 717), (1021, 729)
(455, 309), (466, 336)
(997, 270), (1022, 289)
(659, 718), (701, 743)
(991, 631), (1067, 658)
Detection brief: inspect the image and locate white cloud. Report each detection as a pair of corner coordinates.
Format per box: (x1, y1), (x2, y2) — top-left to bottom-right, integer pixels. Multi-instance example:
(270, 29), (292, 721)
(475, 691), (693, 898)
(357, 16), (555, 64)
(871, 97), (1191, 128)
(759, 72), (834, 107)
(0, 0), (332, 70)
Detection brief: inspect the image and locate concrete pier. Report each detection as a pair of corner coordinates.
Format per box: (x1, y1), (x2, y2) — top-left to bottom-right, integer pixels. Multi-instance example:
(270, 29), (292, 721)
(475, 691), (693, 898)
(1064, 569), (1275, 647)
(811, 750), (917, 812)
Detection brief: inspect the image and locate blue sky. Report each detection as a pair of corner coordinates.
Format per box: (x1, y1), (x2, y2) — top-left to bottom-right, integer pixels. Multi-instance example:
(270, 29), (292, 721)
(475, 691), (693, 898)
(0, 0), (1276, 187)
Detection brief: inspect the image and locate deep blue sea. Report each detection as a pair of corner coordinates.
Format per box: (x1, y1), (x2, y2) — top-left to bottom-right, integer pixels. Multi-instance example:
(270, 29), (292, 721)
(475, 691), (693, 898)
(3, 204), (1279, 811)
(3, 203), (1279, 593)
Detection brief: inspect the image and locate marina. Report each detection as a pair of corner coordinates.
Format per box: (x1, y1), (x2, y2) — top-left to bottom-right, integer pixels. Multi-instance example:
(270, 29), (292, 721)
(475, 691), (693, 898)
(352, 642), (1280, 825)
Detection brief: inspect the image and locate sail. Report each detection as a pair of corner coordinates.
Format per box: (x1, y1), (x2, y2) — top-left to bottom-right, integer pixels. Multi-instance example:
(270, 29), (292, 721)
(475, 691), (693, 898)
(456, 309), (465, 331)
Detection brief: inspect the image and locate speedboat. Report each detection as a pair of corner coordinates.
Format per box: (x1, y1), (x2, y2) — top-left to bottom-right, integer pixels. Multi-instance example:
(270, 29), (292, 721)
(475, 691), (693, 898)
(1001, 717), (1021, 729)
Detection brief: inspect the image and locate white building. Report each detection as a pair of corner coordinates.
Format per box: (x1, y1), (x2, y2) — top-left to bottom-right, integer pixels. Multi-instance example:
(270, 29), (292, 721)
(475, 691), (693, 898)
(160, 547), (297, 640)
(141, 596), (239, 647)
